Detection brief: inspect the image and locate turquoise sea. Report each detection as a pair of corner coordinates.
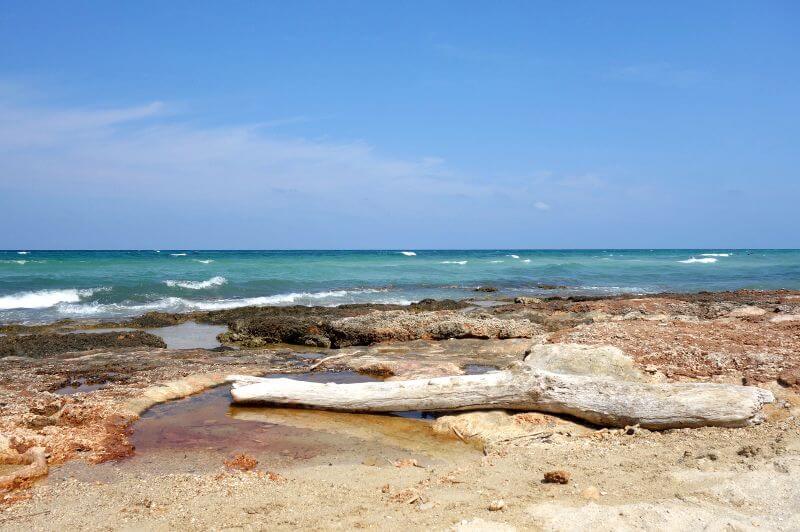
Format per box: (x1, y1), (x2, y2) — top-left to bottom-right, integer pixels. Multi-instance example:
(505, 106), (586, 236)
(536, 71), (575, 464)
(1, 250), (799, 323)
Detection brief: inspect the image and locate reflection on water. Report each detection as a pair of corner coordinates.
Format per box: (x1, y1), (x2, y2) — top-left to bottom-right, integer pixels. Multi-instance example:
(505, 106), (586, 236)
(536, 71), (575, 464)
(129, 371), (476, 473)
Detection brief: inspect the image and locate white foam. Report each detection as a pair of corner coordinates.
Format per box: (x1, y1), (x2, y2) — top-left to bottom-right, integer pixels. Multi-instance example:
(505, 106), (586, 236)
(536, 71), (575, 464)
(440, 260), (468, 265)
(54, 288), (397, 315)
(700, 253), (731, 257)
(490, 260), (504, 263)
(17, 251), (29, 255)
(0, 288), (107, 310)
(400, 251), (416, 256)
(170, 253), (187, 257)
(522, 259), (531, 263)
(508, 254), (520, 259)
(154, 250), (161, 253)
(194, 259), (214, 264)
(678, 257), (718, 264)
(163, 276), (227, 290)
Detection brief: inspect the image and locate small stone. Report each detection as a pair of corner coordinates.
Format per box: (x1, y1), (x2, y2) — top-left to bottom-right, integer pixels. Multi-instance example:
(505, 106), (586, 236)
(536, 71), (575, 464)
(381, 484), (390, 493)
(488, 499), (506, 511)
(580, 486), (601, 500)
(737, 445), (761, 458)
(542, 470), (570, 484)
(417, 501), (435, 512)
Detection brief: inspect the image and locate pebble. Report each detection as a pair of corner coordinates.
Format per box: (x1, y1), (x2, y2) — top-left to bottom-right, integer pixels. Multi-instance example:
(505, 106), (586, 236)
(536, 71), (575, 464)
(542, 470), (570, 484)
(488, 499), (506, 511)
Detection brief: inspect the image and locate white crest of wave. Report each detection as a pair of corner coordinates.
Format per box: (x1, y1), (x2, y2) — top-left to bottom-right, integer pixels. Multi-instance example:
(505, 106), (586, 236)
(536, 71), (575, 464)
(700, 253), (731, 257)
(55, 288), (395, 315)
(440, 260), (468, 265)
(490, 260), (504, 263)
(679, 257), (718, 264)
(400, 251), (416, 256)
(508, 254), (520, 259)
(17, 251), (29, 255)
(0, 288), (107, 310)
(163, 276), (227, 289)
(522, 259), (531, 263)
(194, 259), (214, 264)
(170, 253), (187, 257)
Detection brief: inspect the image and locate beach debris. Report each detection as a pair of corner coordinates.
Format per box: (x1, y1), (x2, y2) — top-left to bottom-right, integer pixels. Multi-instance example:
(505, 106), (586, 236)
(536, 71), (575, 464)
(542, 470), (570, 484)
(223, 453), (258, 471)
(228, 350), (775, 429)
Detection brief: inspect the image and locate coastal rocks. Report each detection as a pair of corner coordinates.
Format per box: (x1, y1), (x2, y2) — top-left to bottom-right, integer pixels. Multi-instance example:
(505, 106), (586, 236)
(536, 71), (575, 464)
(326, 311), (540, 348)
(0, 331), (166, 359)
(0, 446), (48, 490)
(225, 308), (541, 349)
(727, 306), (767, 318)
(474, 286), (499, 293)
(523, 343), (643, 381)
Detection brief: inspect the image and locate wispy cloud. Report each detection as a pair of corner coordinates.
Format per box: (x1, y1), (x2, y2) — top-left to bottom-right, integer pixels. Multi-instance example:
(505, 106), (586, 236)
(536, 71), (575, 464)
(608, 62), (707, 88)
(533, 201), (550, 211)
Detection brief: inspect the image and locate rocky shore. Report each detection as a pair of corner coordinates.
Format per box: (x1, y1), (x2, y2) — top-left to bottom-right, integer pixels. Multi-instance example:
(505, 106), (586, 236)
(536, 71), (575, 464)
(1, 289), (799, 530)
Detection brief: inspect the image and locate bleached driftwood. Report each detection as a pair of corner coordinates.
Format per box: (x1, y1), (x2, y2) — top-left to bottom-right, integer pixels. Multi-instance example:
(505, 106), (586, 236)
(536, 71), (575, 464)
(227, 368), (774, 429)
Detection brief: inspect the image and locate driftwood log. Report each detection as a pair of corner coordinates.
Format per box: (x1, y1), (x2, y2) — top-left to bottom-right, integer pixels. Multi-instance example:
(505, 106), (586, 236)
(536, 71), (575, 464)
(227, 368), (774, 430)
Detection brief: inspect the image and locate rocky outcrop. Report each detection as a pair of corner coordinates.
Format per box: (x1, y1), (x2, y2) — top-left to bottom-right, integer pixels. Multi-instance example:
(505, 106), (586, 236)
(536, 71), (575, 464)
(222, 307), (541, 349)
(0, 331), (166, 359)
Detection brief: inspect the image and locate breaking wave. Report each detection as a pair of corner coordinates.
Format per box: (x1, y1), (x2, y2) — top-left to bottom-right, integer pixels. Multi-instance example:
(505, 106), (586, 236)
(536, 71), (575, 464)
(440, 260), (468, 265)
(0, 288), (109, 310)
(194, 259), (214, 264)
(508, 254), (520, 259)
(679, 257), (718, 264)
(53, 288), (404, 316)
(163, 276), (227, 290)
(400, 251), (416, 256)
(170, 253), (187, 257)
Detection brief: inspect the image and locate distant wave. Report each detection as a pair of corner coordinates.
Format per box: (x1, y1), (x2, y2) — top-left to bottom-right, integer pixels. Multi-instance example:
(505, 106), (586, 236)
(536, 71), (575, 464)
(0, 287), (109, 310)
(170, 253), (187, 257)
(194, 259), (214, 264)
(400, 251), (416, 256)
(679, 257), (718, 264)
(508, 254), (520, 259)
(164, 276), (227, 290)
(489, 260), (504, 263)
(700, 253), (731, 257)
(522, 259), (531, 263)
(440, 260), (468, 265)
(17, 251), (29, 255)
(0, 259), (47, 265)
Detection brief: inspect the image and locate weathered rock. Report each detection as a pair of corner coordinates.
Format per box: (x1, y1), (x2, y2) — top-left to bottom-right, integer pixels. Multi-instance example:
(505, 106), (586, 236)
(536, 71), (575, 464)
(728, 306), (767, 318)
(0, 331), (166, 359)
(327, 311), (540, 348)
(543, 470), (570, 484)
(524, 343), (643, 381)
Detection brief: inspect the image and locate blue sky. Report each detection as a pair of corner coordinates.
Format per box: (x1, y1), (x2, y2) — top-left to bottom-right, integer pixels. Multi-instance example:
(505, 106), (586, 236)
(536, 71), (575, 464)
(0, 1), (798, 249)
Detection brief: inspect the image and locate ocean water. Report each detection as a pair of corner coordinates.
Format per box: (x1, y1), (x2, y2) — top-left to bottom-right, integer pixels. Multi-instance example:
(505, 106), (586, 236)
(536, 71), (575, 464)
(1, 250), (798, 324)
